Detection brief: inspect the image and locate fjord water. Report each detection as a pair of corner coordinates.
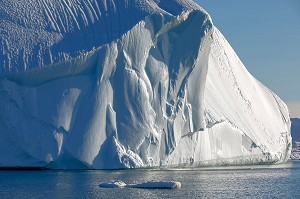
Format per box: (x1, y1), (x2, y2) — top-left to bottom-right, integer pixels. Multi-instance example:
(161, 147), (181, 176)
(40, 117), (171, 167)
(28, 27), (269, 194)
(1, 161), (300, 199)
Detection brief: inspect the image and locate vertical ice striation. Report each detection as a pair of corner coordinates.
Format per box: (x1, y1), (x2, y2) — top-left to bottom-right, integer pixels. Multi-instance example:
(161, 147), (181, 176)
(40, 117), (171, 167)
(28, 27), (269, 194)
(0, 0), (291, 169)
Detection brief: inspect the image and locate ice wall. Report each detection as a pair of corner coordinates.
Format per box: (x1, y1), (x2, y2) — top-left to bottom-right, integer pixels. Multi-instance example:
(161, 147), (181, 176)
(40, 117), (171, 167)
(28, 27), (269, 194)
(0, 0), (291, 169)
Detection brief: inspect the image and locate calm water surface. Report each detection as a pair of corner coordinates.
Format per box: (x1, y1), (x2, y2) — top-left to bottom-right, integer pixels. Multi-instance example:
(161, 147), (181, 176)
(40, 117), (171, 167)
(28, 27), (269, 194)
(1, 161), (300, 199)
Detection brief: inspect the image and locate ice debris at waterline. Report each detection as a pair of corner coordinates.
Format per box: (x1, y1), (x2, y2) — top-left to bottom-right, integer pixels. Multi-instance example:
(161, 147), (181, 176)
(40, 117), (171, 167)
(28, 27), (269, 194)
(99, 180), (182, 189)
(0, 0), (291, 169)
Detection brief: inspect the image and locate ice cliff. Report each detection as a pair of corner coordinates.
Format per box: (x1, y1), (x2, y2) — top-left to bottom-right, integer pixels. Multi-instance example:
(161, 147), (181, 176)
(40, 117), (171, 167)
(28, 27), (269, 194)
(0, 0), (291, 169)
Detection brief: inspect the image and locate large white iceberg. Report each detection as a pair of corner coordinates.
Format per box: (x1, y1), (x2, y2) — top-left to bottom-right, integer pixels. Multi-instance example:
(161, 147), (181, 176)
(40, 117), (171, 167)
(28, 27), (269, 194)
(0, 0), (291, 169)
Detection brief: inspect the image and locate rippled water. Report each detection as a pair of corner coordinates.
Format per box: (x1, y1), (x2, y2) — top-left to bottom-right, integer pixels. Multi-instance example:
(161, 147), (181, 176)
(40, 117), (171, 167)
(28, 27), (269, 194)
(1, 161), (300, 199)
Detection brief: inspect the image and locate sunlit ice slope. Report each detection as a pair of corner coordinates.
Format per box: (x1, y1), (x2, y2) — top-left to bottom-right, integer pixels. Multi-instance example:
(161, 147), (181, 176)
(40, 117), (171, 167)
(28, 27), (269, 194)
(0, 0), (291, 169)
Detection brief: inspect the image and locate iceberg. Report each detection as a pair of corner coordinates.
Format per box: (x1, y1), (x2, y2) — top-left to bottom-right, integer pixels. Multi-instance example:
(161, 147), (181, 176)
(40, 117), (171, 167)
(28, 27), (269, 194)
(0, 0), (291, 169)
(291, 118), (300, 160)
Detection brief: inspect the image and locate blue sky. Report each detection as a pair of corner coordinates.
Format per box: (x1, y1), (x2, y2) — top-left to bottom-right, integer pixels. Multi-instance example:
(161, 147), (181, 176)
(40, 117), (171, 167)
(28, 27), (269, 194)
(196, 0), (300, 117)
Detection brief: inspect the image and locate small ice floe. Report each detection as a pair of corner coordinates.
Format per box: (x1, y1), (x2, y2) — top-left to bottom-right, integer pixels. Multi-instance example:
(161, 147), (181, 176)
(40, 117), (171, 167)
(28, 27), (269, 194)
(99, 180), (126, 188)
(128, 181), (181, 189)
(99, 180), (181, 189)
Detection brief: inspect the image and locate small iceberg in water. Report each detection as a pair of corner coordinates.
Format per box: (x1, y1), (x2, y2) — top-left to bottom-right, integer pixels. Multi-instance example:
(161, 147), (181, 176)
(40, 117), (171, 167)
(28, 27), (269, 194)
(99, 180), (127, 188)
(99, 180), (181, 189)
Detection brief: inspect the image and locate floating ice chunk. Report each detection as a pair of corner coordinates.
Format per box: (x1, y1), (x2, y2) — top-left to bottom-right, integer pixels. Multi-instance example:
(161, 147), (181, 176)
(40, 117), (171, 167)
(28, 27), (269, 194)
(128, 181), (182, 189)
(99, 180), (181, 189)
(99, 180), (126, 188)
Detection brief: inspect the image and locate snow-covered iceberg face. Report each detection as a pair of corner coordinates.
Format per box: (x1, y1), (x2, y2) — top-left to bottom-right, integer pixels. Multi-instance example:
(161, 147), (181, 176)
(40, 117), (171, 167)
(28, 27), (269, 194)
(0, 0), (291, 169)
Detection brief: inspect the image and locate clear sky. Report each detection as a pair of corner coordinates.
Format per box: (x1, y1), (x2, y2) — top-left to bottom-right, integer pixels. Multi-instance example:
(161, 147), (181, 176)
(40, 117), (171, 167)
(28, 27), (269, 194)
(195, 0), (300, 118)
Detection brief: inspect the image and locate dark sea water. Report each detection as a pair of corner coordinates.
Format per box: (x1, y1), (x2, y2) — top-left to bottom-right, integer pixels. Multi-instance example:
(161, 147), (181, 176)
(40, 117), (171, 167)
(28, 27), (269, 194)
(1, 161), (300, 199)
